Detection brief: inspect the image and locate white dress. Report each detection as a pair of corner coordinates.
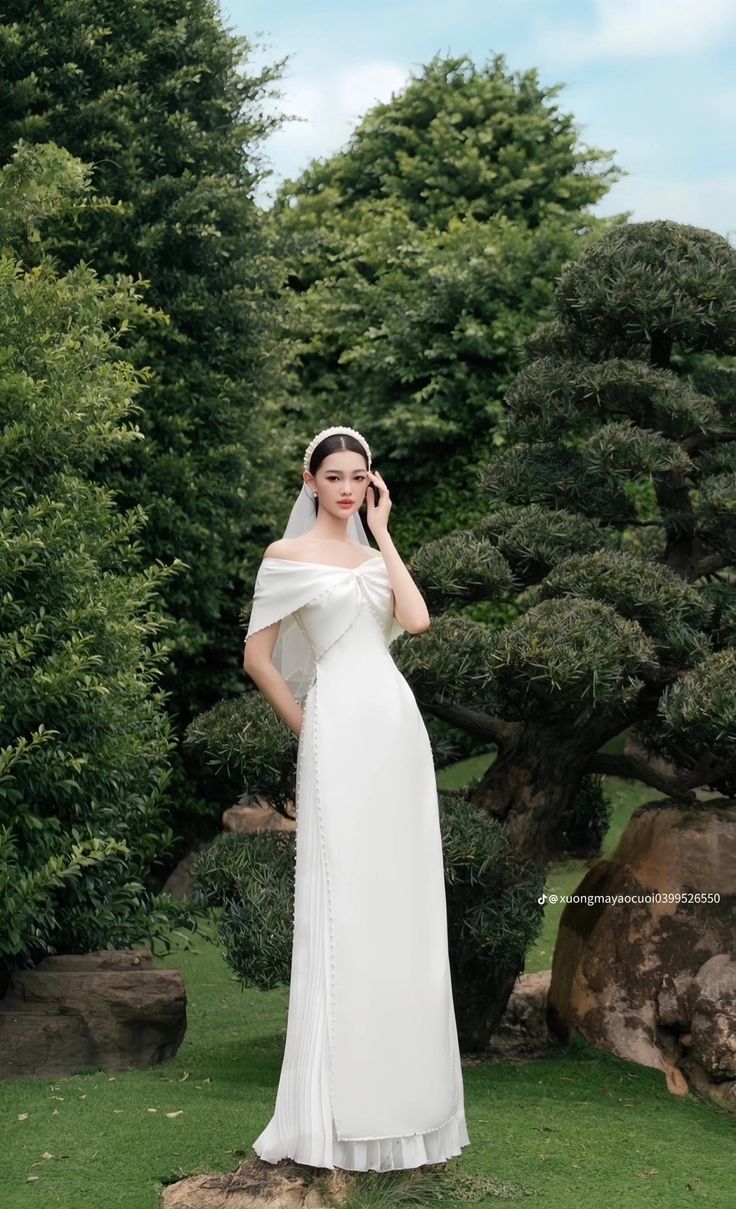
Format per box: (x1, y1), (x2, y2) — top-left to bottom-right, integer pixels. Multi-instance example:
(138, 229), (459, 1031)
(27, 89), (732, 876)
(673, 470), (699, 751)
(245, 554), (470, 1172)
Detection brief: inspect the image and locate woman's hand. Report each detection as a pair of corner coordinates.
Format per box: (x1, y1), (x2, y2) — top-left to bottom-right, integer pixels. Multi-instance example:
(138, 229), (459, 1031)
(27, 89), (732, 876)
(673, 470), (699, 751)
(365, 469), (392, 535)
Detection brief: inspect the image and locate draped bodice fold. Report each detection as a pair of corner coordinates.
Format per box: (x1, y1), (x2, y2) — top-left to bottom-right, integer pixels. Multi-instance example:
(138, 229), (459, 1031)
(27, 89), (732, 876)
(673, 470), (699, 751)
(246, 556), (406, 655)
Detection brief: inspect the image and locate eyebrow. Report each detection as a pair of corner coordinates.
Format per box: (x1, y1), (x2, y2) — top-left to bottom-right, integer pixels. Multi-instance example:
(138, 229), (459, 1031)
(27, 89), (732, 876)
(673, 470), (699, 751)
(324, 469), (366, 474)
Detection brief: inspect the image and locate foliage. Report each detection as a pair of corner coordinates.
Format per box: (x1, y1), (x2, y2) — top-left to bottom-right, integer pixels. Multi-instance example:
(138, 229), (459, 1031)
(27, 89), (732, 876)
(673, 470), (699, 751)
(441, 789), (545, 1048)
(269, 52), (629, 554)
(188, 57), (635, 1034)
(555, 218), (736, 352)
(402, 219), (736, 863)
(189, 831), (297, 990)
(558, 774), (612, 859)
(0, 0), (291, 841)
(283, 51), (621, 230)
(0, 143), (205, 971)
(184, 692), (299, 819)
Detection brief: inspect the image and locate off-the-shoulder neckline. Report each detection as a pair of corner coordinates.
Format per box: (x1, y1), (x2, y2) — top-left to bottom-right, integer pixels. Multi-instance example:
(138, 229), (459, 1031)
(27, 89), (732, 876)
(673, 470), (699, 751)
(262, 554), (384, 572)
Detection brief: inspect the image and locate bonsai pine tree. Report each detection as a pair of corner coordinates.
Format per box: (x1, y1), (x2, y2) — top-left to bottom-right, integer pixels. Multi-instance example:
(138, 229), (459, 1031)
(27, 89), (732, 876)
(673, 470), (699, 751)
(402, 219), (736, 867)
(268, 52), (626, 553)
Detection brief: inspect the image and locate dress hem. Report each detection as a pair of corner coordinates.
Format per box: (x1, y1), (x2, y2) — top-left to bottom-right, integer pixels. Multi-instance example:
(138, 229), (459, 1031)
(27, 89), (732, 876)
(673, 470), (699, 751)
(252, 1110), (471, 1172)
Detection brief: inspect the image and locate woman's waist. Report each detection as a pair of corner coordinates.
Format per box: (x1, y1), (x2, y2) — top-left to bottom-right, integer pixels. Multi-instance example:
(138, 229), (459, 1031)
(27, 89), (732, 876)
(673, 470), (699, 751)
(316, 638), (397, 683)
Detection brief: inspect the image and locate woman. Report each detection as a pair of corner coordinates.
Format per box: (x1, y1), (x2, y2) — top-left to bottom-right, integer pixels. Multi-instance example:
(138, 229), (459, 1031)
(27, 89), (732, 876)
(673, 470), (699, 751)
(243, 425), (470, 1172)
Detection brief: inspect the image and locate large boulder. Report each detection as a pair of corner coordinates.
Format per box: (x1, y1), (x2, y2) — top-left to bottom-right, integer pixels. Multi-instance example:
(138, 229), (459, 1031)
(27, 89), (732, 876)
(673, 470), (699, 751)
(547, 798), (736, 1112)
(486, 970), (562, 1059)
(222, 800), (297, 834)
(0, 948), (186, 1079)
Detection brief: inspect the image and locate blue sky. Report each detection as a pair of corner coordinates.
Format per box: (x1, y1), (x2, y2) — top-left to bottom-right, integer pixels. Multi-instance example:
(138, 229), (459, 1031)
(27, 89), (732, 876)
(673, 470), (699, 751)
(221, 0), (736, 241)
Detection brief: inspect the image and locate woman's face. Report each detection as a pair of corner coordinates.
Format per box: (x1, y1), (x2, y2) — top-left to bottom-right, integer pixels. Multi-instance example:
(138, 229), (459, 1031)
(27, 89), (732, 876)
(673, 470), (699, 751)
(307, 452), (369, 519)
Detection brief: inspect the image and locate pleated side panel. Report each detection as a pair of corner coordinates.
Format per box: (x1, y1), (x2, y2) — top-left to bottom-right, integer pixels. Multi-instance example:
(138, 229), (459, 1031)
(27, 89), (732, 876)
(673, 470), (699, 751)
(252, 682), (332, 1165)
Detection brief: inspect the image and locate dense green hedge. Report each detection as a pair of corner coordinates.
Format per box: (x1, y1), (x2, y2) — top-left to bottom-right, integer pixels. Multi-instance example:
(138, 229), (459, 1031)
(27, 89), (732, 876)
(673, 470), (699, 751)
(0, 143), (206, 971)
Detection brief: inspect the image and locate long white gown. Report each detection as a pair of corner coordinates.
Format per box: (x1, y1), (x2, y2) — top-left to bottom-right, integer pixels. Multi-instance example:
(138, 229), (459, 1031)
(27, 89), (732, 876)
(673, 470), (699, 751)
(245, 553), (470, 1171)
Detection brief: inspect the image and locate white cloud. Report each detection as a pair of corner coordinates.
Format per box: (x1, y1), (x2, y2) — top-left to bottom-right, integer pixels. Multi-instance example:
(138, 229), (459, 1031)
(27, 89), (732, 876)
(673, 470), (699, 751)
(332, 60), (410, 122)
(256, 58), (409, 199)
(527, 0), (736, 66)
(595, 171), (736, 241)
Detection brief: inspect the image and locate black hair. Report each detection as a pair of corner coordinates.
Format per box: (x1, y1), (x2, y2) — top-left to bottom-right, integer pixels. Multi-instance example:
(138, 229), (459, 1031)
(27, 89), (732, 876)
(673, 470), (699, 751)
(307, 433), (369, 513)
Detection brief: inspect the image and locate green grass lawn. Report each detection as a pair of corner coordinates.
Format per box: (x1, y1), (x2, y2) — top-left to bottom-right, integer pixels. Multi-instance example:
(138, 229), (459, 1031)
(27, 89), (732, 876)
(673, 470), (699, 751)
(3, 763), (734, 1208)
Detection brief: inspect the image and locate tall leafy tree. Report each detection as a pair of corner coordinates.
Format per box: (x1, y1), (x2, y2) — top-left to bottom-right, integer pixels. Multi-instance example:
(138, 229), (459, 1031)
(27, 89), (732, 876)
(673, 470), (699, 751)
(0, 142), (202, 973)
(0, 1), (289, 838)
(285, 51), (618, 229)
(269, 53), (628, 552)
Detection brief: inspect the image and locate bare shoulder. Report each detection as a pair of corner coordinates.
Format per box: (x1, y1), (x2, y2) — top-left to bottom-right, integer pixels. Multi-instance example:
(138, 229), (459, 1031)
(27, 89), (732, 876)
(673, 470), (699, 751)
(263, 537), (379, 567)
(263, 538), (300, 561)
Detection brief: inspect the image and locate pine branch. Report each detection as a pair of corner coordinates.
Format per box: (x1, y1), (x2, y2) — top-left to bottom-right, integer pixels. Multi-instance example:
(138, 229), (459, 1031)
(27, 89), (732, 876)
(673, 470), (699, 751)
(694, 551), (732, 577)
(682, 429), (736, 455)
(652, 468), (720, 579)
(416, 697), (517, 744)
(586, 749), (731, 797)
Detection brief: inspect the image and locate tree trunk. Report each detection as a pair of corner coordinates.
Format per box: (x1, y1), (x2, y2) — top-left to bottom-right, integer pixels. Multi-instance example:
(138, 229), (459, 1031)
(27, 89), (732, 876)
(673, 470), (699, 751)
(470, 720), (608, 867)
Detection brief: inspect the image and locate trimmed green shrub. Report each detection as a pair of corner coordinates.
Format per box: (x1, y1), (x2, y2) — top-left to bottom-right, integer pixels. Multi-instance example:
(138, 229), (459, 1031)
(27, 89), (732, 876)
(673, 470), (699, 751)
(0, 142), (205, 972)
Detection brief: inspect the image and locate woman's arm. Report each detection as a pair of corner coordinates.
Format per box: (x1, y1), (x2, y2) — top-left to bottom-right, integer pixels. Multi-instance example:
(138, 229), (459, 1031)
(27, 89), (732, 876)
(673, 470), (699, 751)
(375, 530), (430, 633)
(243, 622), (303, 737)
(367, 470), (430, 634)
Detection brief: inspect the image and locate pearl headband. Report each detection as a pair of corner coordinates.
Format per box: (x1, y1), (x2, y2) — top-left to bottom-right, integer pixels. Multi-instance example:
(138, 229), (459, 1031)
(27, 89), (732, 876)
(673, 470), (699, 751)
(303, 426), (372, 473)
